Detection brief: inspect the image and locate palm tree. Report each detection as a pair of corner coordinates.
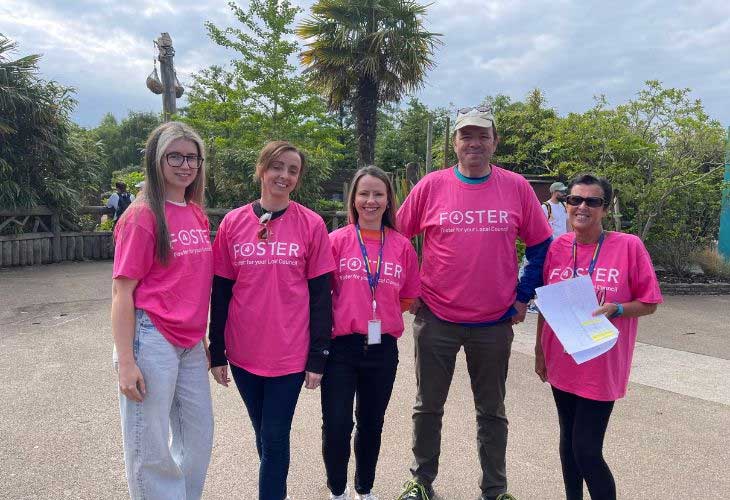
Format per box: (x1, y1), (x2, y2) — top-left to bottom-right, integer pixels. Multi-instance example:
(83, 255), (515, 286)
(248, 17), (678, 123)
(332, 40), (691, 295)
(297, 0), (440, 167)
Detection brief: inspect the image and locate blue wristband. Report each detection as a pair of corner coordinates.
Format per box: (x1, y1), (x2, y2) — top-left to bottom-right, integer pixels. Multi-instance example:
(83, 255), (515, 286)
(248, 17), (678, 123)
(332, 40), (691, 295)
(610, 302), (623, 318)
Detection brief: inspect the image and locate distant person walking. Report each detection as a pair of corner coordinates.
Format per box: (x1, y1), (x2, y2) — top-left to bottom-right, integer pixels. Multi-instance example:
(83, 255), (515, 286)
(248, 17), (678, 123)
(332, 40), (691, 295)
(107, 182), (135, 224)
(542, 182), (570, 238)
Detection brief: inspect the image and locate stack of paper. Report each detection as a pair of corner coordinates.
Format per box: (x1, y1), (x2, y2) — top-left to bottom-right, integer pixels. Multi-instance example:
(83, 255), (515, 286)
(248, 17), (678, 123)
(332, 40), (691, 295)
(534, 275), (618, 364)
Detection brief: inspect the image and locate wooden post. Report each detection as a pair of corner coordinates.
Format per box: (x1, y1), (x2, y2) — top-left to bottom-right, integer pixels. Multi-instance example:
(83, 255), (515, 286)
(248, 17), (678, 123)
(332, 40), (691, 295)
(157, 33), (177, 121)
(425, 119), (433, 173)
(51, 211), (61, 263)
(443, 116), (451, 168)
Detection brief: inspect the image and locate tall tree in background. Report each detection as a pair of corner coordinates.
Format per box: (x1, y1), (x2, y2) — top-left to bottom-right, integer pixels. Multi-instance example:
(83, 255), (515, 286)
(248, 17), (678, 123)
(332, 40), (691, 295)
(0, 35), (102, 212)
(297, 0), (440, 167)
(184, 0), (342, 207)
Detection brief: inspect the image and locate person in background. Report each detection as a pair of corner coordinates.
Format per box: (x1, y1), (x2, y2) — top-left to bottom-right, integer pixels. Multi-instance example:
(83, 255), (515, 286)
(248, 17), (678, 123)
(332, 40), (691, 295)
(535, 173), (662, 500)
(111, 121), (214, 500)
(323, 166), (420, 500)
(542, 182), (570, 238)
(107, 181), (135, 224)
(209, 140), (335, 500)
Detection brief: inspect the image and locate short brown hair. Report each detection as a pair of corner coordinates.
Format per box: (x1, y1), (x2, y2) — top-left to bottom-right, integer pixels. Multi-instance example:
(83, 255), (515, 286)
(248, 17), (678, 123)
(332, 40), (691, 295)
(255, 141), (307, 189)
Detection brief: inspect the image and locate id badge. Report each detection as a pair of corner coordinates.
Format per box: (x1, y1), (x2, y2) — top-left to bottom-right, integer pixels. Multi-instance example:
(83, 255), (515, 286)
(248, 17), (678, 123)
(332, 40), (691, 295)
(368, 319), (382, 345)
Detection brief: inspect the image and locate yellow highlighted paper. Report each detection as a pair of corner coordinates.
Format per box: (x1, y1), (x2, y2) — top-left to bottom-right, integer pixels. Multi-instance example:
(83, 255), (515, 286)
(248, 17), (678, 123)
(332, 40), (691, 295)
(591, 330), (617, 342)
(581, 318), (603, 326)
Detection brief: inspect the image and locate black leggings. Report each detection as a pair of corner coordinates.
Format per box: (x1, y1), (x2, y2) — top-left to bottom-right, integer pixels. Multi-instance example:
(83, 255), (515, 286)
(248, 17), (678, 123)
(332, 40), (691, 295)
(551, 386), (616, 500)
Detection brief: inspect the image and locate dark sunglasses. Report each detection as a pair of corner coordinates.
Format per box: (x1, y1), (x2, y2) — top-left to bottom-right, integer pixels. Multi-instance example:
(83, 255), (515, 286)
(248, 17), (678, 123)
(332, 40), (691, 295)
(565, 195), (605, 208)
(257, 212), (272, 240)
(457, 105), (493, 115)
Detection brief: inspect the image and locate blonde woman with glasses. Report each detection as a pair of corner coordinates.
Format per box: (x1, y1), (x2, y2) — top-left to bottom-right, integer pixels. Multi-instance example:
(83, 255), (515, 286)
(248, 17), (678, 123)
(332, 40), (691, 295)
(111, 121), (214, 499)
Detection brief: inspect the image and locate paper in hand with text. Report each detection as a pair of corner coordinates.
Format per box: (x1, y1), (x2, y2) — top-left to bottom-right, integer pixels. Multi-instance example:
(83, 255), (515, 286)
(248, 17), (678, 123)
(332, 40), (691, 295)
(534, 275), (619, 364)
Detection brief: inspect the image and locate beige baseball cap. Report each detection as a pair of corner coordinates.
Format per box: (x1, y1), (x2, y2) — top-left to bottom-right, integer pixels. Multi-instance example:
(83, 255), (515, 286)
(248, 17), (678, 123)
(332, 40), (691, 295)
(454, 105), (496, 132)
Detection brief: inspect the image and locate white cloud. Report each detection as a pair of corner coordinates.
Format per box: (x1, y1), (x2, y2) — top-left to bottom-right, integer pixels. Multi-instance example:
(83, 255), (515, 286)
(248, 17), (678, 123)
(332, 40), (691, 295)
(0, 0), (728, 127)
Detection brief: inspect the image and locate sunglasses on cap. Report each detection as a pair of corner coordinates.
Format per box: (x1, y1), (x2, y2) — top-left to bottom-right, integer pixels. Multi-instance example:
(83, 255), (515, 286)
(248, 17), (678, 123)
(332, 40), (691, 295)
(565, 195), (606, 208)
(457, 105), (493, 116)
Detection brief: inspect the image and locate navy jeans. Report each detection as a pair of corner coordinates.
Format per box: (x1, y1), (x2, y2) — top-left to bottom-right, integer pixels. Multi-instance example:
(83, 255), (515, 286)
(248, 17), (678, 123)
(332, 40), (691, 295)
(231, 365), (305, 500)
(321, 333), (399, 496)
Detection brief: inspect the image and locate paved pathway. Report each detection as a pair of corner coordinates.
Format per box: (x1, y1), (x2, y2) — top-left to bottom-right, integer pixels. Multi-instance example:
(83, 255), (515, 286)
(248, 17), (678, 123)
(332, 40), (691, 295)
(1, 262), (728, 499)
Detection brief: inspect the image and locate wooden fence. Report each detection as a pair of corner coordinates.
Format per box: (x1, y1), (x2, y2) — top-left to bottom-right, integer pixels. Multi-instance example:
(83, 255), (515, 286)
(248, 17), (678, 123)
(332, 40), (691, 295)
(0, 206), (347, 268)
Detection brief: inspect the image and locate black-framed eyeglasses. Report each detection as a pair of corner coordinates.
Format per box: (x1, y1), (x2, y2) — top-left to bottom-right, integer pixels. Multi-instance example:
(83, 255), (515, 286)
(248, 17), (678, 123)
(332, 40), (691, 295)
(565, 195), (605, 208)
(165, 153), (203, 169)
(457, 105), (493, 116)
(257, 212), (272, 240)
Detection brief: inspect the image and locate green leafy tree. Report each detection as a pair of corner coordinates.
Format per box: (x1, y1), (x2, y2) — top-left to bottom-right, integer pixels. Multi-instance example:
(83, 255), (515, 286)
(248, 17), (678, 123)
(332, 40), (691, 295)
(546, 81), (725, 252)
(183, 0), (342, 208)
(489, 89), (558, 174)
(92, 111), (160, 186)
(0, 35), (101, 214)
(297, 0), (441, 167)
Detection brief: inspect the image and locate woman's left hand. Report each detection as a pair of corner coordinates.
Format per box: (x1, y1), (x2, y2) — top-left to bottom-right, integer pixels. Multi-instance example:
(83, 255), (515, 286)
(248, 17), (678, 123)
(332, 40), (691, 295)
(592, 303), (618, 318)
(305, 371), (322, 390)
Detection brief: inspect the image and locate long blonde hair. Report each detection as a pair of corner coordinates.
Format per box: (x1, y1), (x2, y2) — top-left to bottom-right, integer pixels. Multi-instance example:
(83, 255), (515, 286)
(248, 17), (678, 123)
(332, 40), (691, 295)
(122, 121), (207, 264)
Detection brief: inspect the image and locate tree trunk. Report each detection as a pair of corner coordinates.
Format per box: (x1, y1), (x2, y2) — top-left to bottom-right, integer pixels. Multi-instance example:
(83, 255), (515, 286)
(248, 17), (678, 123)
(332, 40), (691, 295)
(354, 76), (378, 167)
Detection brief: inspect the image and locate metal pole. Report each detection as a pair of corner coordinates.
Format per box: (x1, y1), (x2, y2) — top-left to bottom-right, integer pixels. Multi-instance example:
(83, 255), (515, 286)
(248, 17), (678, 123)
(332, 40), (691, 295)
(157, 33), (177, 121)
(425, 119), (433, 173)
(718, 126), (730, 259)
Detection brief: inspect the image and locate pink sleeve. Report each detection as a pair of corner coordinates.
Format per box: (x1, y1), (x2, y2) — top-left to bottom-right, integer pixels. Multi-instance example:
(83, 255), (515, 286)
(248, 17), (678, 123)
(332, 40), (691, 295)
(112, 215), (156, 280)
(305, 219), (336, 279)
(213, 216), (235, 279)
(399, 240), (421, 298)
(629, 237), (663, 304)
(396, 182), (424, 239)
(519, 181), (553, 246)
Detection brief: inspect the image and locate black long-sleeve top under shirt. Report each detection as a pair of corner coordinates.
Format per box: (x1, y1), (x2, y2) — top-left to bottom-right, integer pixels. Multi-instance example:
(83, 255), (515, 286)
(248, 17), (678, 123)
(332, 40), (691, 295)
(208, 201), (333, 374)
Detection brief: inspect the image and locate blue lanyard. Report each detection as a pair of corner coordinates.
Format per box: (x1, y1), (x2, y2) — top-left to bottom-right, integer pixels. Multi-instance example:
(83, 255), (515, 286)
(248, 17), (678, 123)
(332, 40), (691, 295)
(355, 223), (385, 304)
(573, 231), (605, 278)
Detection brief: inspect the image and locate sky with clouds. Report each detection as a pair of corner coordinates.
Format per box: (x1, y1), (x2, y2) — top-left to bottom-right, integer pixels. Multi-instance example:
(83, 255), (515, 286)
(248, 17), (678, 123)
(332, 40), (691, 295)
(2, 0), (729, 129)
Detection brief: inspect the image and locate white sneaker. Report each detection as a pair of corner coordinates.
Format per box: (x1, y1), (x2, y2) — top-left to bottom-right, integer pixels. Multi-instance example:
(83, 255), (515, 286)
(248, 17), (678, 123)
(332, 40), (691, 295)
(354, 493), (378, 500)
(330, 486), (351, 500)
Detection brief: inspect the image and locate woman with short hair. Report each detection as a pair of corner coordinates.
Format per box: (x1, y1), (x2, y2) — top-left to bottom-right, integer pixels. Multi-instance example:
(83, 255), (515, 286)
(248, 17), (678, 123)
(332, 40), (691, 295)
(209, 141), (336, 500)
(535, 173), (662, 500)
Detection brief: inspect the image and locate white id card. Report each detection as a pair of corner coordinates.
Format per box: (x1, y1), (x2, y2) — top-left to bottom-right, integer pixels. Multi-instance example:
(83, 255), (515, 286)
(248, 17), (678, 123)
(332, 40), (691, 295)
(368, 319), (382, 345)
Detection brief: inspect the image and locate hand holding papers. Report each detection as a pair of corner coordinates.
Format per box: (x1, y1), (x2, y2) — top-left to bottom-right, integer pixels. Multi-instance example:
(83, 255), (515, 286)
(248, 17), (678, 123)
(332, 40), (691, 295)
(535, 275), (618, 364)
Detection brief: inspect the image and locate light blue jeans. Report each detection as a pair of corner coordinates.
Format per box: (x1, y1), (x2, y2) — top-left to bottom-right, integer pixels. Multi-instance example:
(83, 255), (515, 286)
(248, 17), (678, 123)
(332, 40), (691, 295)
(116, 310), (213, 500)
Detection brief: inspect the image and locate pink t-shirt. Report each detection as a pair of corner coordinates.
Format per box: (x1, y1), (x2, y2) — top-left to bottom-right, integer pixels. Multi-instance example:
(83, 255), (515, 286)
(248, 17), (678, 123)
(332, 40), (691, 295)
(330, 225), (420, 339)
(397, 166), (553, 323)
(113, 202), (213, 348)
(213, 202), (336, 376)
(541, 231), (663, 401)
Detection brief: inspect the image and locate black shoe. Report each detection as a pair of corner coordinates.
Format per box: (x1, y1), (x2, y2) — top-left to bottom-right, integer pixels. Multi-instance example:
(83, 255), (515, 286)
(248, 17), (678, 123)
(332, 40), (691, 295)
(397, 479), (434, 500)
(480, 494), (517, 500)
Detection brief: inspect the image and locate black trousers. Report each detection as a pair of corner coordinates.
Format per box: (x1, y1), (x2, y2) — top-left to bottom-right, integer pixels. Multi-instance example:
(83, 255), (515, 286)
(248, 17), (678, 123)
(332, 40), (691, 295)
(552, 386), (616, 500)
(321, 333), (399, 496)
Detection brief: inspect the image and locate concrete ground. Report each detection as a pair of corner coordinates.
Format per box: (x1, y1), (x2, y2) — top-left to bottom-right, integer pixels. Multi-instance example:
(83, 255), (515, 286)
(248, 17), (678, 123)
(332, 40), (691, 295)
(1, 261), (728, 500)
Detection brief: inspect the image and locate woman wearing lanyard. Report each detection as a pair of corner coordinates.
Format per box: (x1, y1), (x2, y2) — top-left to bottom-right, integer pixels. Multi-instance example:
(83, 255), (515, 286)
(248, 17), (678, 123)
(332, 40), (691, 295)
(322, 166), (420, 500)
(534, 173), (662, 500)
(209, 141), (336, 500)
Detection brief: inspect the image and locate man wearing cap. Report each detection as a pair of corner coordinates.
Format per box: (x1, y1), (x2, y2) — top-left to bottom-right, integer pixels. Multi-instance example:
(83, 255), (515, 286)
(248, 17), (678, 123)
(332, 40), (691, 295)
(396, 105), (552, 500)
(543, 182), (570, 238)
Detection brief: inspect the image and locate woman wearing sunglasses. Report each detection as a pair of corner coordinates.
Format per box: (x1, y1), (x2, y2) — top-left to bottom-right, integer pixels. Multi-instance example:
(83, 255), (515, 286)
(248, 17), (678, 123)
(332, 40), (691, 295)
(322, 166), (420, 500)
(111, 122), (214, 499)
(534, 173), (662, 500)
(209, 141), (335, 500)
